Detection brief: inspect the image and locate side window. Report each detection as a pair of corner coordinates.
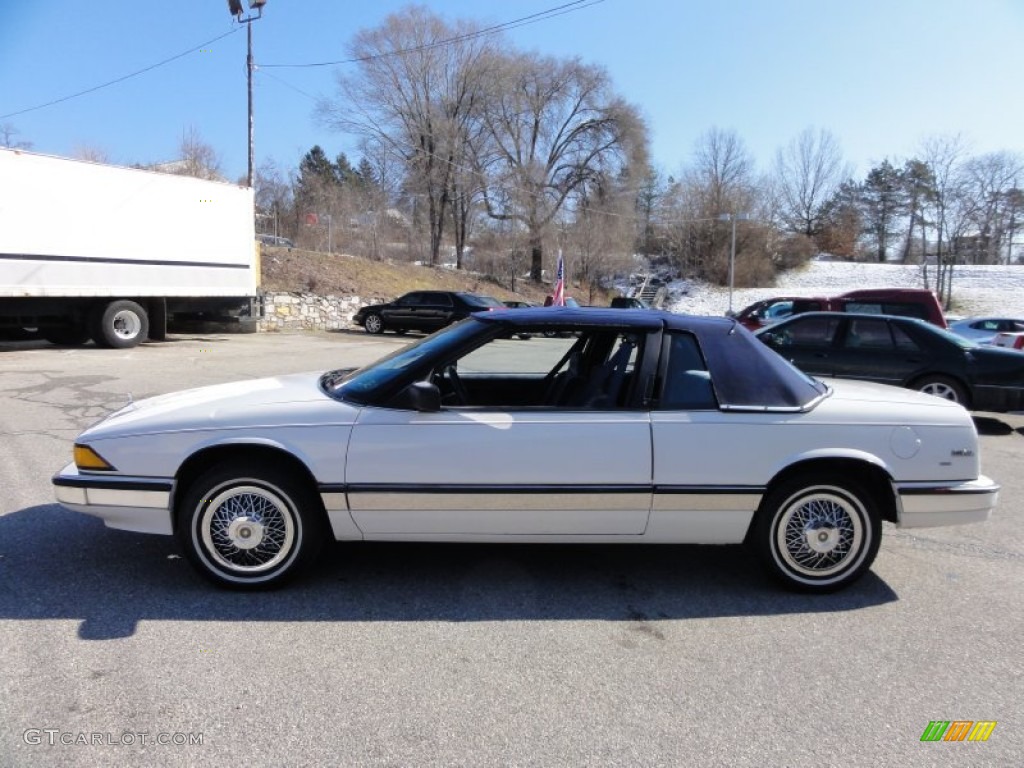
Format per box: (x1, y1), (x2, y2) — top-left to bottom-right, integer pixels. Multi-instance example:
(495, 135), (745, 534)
(844, 318), (893, 349)
(438, 330), (642, 409)
(431, 293), (454, 308)
(844, 301), (884, 316)
(659, 332), (716, 410)
(891, 323), (921, 351)
(397, 293), (422, 307)
(882, 302), (927, 320)
(766, 317), (839, 348)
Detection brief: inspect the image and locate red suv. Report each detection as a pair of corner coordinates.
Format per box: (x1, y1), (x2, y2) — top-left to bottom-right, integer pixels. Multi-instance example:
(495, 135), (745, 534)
(734, 288), (946, 330)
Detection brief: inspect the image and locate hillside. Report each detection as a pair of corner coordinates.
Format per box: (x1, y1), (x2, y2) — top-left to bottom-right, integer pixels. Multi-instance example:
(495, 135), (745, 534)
(262, 245), (1024, 318)
(668, 262), (1024, 318)
(259, 245), (608, 305)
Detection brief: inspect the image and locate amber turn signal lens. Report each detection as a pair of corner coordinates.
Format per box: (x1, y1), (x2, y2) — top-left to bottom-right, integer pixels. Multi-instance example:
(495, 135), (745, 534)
(74, 444), (115, 471)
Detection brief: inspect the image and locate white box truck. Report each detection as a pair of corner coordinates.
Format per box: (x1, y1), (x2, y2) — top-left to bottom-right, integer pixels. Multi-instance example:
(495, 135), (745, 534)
(0, 148), (261, 348)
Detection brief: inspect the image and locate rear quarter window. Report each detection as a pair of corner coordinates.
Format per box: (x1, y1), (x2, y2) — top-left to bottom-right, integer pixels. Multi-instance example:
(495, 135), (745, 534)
(659, 332), (717, 410)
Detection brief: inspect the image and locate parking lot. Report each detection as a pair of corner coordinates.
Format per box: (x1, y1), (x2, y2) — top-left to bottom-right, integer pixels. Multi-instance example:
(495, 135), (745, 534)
(1, 331), (1022, 767)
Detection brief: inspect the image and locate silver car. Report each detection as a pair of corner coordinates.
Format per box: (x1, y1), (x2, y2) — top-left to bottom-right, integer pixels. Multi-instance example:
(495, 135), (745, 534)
(949, 317), (1024, 344)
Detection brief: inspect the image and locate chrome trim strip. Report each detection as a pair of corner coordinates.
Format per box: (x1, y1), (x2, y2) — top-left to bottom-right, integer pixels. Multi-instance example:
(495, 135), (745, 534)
(654, 485), (764, 495)
(351, 491), (650, 512)
(344, 483), (649, 495)
(652, 492), (762, 512)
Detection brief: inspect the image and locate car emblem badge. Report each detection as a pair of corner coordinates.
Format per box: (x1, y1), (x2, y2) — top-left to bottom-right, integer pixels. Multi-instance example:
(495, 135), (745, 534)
(951, 449), (974, 457)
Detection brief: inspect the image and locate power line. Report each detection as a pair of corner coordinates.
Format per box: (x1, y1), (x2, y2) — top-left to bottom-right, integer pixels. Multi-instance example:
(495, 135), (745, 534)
(260, 70), (319, 102)
(261, 0), (605, 69)
(0, 28), (242, 121)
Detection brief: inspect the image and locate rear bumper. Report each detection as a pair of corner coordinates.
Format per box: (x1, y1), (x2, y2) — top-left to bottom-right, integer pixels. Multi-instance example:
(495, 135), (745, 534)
(894, 475), (999, 528)
(52, 463), (174, 535)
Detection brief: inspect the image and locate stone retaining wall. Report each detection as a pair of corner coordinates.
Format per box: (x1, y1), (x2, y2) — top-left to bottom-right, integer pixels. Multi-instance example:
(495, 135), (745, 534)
(258, 292), (370, 332)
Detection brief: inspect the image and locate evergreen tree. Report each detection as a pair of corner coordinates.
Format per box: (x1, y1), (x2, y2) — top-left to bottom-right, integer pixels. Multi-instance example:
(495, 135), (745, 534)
(861, 160), (906, 262)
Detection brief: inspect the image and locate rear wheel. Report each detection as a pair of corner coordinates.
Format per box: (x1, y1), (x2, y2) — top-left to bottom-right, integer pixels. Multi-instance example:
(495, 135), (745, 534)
(176, 461), (324, 589)
(363, 312), (384, 334)
(91, 300), (149, 348)
(752, 474), (881, 593)
(913, 375), (968, 406)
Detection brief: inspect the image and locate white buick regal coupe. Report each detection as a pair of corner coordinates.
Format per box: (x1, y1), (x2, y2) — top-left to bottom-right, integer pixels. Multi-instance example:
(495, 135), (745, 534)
(53, 309), (998, 592)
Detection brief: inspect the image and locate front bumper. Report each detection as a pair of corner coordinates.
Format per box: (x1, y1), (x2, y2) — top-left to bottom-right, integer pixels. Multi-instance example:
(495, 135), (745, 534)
(52, 463), (174, 535)
(894, 475), (999, 528)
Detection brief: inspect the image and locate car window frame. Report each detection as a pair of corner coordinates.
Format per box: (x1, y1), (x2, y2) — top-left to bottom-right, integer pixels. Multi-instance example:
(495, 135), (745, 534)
(432, 325), (659, 412)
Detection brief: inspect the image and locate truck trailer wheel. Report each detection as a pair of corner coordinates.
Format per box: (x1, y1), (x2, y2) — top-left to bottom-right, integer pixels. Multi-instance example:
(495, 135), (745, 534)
(92, 300), (149, 348)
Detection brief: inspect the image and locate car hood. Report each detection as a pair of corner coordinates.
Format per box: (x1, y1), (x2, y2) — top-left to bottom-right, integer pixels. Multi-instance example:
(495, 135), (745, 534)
(80, 372), (358, 440)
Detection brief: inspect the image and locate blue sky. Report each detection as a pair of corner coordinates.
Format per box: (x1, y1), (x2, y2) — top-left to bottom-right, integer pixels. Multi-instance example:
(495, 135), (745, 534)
(2, 1), (1022, 183)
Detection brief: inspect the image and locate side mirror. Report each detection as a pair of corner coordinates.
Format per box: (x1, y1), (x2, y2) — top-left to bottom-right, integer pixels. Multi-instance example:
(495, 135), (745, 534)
(391, 380), (441, 412)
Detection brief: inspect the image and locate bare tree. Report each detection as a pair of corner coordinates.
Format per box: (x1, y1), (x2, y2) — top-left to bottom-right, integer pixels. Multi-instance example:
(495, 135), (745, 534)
(474, 51), (648, 281)
(773, 127), (847, 241)
(173, 125), (223, 180)
(958, 151), (1023, 264)
(918, 134), (969, 305)
(71, 144), (111, 163)
(690, 127), (755, 215)
(563, 173), (634, 302)
(254, 159), (294, 239)
(663, 128), (759, 278)
(320, 6), (493, 267)
(0, 123), (32, 149)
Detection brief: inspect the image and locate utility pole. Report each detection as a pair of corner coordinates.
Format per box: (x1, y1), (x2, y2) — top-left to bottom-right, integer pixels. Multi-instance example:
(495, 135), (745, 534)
(718, 212), (750, 314)
(227, 1), (267, 188)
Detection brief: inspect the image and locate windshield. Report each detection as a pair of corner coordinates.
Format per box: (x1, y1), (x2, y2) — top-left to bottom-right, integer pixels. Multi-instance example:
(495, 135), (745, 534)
(322, 319), (482, 403)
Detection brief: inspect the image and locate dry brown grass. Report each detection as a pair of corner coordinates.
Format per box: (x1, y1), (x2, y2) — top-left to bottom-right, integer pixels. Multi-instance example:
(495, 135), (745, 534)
(260, 245), (612, 305)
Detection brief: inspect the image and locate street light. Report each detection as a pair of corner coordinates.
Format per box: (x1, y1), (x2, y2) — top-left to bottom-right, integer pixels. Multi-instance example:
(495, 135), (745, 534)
(227, 1), (267, 188)
(718, 212), (751, 314)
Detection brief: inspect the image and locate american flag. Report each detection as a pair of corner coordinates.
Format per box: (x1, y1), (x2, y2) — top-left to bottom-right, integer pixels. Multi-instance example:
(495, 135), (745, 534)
(552, 251), (566, 306)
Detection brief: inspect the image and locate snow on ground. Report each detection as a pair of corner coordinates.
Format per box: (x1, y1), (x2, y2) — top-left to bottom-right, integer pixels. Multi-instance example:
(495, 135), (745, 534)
(664, 262), (1024, 318)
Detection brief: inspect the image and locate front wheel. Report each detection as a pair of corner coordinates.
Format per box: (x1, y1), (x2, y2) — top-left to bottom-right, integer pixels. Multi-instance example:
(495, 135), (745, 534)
(752, 475), (881, 593)
(176, 462), (324, 589)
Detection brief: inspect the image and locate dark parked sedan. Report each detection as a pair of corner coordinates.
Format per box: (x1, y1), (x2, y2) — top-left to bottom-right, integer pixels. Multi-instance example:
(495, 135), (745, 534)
(354, 291), (504, 334)
(756, 312), (1024, 411)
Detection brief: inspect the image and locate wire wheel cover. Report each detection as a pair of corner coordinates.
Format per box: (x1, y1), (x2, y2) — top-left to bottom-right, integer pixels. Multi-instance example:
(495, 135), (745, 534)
(200, 485), (296, 573)
(775, 490), (864, 577)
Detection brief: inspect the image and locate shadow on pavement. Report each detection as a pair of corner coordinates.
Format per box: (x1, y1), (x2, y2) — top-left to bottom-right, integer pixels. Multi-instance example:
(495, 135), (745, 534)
(972, 415), (1016, 436)
(0, 504), (898, 641)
